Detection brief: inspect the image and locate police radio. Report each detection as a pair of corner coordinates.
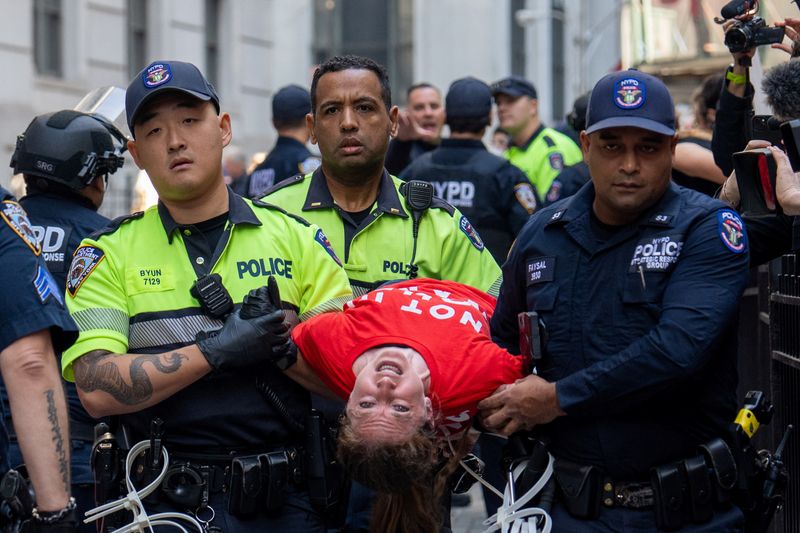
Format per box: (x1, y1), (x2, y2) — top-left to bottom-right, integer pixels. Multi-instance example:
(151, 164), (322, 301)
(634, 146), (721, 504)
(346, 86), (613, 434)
(401, 180), (434, 279)
(190, 273), (234, 319)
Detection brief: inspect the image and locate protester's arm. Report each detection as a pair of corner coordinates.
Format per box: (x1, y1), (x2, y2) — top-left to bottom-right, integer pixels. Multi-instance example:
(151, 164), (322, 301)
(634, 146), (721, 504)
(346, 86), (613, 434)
(673, 142), (727, 185)
(0, 330), (71, 511)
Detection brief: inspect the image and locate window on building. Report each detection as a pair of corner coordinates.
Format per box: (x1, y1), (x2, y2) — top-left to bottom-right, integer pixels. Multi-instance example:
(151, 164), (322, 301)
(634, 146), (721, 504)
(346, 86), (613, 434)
(551, 0), (565, 119)
(127, 0), (147, 78)
(205, 0), (221, 87)
(33, 0), (62, 76)
(510, 0), (526, 77)
(313, 0), (413, 103)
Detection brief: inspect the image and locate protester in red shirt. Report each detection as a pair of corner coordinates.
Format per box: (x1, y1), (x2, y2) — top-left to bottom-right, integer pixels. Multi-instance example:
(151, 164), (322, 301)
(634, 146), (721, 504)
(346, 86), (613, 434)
(240, 278), (525, 532)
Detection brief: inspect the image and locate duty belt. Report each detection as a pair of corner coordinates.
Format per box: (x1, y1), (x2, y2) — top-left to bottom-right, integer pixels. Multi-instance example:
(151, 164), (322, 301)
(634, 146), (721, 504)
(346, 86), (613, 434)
(601, 480), (654, 509)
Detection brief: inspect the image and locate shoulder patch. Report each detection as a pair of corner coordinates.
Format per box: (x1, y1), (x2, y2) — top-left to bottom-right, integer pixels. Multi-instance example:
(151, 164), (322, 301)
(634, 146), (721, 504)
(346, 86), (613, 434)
(429, 196), (456, 216)
(459, 215), (485, 251)
(251, 199), (312, 227)
(262, 173), (306, 197)
(90, 211), (144, 240)
(67, 245), (105, 297)
(548, 152), (565, 171)
(717, 209), (747, 254)
(545, 180), (563, 203)
(314, 228), (342, 266)
(33, 264), (63, 305)
(298, 157), (321, 175)
(1, 200), (40, 254)
(514, 183), (538, 213)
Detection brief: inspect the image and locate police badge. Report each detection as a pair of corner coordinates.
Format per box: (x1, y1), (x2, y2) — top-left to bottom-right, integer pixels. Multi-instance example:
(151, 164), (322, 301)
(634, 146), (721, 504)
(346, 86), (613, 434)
(1, 200), (40, 254)
(67, 245), (105, 297)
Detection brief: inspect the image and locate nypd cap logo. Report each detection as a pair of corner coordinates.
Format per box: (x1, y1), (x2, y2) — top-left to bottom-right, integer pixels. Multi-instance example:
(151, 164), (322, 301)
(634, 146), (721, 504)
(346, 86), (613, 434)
(67, 245), (105, 297)
(143, 63), (172, 88)
(459, 215), (484, 251)
(718, 209), (747, 254)
(614, 77), (645, 109)
(1, 200), (40, 255)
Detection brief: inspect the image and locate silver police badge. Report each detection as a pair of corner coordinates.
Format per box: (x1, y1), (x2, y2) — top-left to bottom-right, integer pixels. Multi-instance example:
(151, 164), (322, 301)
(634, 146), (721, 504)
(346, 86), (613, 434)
(1, 200), (40, 255)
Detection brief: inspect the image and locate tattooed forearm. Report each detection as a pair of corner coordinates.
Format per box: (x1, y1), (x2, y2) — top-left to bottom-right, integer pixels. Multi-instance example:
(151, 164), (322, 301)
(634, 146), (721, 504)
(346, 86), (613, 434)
(74, 350), (187, 406)
(45, 389), (69, 493)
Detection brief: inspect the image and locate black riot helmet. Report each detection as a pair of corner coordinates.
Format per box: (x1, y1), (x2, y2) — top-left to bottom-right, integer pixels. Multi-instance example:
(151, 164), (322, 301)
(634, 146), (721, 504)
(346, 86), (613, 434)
(10, 110), (127, 190)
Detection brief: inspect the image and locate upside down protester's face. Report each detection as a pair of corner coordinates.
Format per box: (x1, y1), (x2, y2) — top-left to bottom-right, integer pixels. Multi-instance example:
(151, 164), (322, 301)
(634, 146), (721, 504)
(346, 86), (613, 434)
(347, 346), (432, 443)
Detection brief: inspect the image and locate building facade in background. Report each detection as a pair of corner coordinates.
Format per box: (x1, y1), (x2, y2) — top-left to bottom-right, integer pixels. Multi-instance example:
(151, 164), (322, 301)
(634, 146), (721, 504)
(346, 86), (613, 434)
(1, 0), (621, 217)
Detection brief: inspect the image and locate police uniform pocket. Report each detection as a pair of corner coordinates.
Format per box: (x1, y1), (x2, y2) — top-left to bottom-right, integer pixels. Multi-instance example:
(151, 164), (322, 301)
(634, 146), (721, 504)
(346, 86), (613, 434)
(622, 274), (664, 304)
(526, 283), (559, 312)
(126, 267), (175, 295)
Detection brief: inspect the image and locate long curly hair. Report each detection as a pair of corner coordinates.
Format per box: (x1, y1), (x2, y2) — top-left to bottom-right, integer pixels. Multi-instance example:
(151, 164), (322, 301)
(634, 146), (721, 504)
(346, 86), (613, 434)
(336, 417), (472, 532)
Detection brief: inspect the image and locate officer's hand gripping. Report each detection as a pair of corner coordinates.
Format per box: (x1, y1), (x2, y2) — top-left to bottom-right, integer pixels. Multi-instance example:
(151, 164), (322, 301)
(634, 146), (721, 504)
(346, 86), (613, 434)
(196, 276), (289, 372)
(239, 276), (299, 370)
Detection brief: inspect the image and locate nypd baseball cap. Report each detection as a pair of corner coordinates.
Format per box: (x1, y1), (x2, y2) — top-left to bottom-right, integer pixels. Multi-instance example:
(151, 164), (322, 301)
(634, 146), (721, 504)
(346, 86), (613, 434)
(272, 85), (311, 122)
(445, 77), (492, 119)
(490, 76), (537, 99)
(585, 70), (675, 136)
(126, 60), (220, 135)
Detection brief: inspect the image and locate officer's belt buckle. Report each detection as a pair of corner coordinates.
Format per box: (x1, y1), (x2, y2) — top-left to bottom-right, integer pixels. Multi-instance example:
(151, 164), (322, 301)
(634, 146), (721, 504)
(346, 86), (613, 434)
(603, 480), (654, 509)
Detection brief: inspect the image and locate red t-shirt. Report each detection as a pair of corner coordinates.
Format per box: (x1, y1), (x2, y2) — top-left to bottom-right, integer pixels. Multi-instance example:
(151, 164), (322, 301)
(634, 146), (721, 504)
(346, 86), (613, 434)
(292, 279), (525, 436)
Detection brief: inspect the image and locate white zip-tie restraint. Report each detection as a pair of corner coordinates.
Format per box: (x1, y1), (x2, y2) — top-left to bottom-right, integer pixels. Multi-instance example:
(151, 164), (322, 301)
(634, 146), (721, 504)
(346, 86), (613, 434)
(481, 453), (554, 533)
(83, 440), (205, 533)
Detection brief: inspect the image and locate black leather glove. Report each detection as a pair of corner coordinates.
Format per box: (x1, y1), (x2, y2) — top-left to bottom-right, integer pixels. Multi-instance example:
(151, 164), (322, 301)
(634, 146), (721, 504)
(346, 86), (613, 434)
(196, 278), (288, 372)
(240, 276), (299, 370)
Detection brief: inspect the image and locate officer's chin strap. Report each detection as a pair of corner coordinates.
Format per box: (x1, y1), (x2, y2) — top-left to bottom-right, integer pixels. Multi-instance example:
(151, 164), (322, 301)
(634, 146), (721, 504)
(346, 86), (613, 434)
(83, 440), (205, 533)
(445, 437), (554, 533)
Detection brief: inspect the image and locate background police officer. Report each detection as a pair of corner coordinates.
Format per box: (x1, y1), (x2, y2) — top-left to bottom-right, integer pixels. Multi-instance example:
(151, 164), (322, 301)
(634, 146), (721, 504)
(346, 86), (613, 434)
(0, 186), (78, 530)
(247, 84), (320, 198)
(480, 71), (750, 531)
(4, 109), (125, 530)
(265, 55), (501, 297)
(492, 76), (583, 205)
(400, 77), (537, 263)
(384, 82), (445, 175)
(61, 60), (352, 532)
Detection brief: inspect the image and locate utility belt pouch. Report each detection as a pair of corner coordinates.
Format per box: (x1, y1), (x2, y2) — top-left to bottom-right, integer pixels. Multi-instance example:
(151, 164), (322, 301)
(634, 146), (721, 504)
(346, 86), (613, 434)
(651, 463), (684, 531)
(261, 452), (289, 512)
(553, 458), (600, 519)
(700, 438), (737, 504)
(682, 455), (713, 523)
(227, 456), (262, 517)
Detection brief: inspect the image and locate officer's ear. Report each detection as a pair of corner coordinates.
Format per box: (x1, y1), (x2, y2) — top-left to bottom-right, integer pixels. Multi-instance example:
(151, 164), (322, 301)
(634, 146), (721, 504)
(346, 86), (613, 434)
(579, 130), (591, 159)
(389, 105), (400, 138)
(219, 112), (232, 148)
(669, 133), (678, 155)
(127, 139), (143, 169)
(306, 112), (318, 145)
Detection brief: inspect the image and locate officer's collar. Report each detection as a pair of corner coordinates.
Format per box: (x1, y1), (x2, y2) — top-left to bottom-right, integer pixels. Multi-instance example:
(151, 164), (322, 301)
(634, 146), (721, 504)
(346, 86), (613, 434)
(303, 168), (408, 218)
(275, 136), (307, 148)
(545, 181), (681, 228)
(159, 186), (261, 243)
(512, 124), (546, 151)
(23, 187), (99, 212)
(440, 138), (485, 150)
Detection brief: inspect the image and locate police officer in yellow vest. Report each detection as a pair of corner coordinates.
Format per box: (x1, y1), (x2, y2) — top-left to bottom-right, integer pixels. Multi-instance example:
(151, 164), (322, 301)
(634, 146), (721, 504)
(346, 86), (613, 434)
(492, 76), (583, 204)
(61, 60), (352, 532)
(265, 55), (502, 297)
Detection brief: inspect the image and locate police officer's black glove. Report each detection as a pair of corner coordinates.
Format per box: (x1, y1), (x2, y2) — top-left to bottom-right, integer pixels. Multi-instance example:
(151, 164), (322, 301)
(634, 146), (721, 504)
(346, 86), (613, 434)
(196, 283), (289, 373)
(240, 277), (298, 370)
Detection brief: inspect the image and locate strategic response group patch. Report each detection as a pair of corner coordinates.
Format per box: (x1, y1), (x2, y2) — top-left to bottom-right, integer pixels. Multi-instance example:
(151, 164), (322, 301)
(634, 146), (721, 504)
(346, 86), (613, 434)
(629, 235), (683, 272)
(33, 264), (62, 305)
(67, 245), (105, 297)
(718, 209), (747, 254)
(459, 216), (485, 251)
(1, 200), (40, 254)
(314, 229), (342, 267)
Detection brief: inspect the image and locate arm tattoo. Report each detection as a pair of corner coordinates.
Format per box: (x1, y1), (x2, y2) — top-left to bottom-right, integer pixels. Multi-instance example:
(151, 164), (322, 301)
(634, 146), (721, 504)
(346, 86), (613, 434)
(45, 389), (70, 493)
(74, 350), (187, 406)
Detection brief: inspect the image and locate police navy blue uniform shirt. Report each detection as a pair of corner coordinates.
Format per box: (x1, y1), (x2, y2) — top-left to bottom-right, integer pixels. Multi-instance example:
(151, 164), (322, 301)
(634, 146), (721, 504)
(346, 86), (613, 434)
(543, 160), (590, 207)
(385, 138), (437, 176)
(399, 138), (537, 262)
(491, 181), (750, 478)
(0, 187), (78, 474)
(247, 136), (320, 198)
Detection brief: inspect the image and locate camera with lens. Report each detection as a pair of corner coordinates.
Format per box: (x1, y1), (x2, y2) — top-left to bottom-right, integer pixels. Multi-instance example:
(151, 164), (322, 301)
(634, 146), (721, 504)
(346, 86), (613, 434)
(725, 16), (785, 53)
